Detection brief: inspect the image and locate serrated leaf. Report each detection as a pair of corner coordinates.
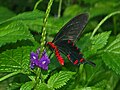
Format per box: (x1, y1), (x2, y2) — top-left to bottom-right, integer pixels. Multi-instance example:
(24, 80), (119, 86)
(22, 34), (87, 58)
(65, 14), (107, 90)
(77, 32), (110, 59)
(48, 71), (75, 89)
(91, 31), (111, 53)
(102, 34), (120, 75)
(0, 10), (44, 24)
(35, 83), (52, 90)
(0, 21), (33, 47)
(0, 46), (37, 73)
(20, 81), (34, 90)
(0, 10), (45, 33)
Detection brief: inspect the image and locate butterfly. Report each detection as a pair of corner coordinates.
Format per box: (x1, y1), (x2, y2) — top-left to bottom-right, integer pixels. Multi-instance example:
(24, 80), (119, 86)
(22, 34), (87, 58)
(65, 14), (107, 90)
(47, 13), (95, 66)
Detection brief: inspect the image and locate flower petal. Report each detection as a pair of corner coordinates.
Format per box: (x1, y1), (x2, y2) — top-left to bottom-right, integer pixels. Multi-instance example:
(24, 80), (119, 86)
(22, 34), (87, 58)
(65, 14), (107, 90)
(30, 52), (39, 69)
(38, 51), (50, 70)
(30, 52), (38, 60)
(30, 50), (50, 70)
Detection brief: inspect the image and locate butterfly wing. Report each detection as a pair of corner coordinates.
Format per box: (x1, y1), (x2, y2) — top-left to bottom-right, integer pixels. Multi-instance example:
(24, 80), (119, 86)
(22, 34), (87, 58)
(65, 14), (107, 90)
(53, 13), (89, 43)
(56, 40), (96, 66)
(56, 40), (83, 65)
(48, 13), (95, 66)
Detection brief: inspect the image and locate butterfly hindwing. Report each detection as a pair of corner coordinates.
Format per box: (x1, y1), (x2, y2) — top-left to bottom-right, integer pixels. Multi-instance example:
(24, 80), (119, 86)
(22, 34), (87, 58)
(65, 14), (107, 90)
(56, 40), (84, 65)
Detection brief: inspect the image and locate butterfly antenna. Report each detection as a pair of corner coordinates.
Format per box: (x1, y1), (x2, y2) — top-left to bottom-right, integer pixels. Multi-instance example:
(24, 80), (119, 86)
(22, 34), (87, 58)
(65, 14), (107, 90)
(86, 60), (96, 67)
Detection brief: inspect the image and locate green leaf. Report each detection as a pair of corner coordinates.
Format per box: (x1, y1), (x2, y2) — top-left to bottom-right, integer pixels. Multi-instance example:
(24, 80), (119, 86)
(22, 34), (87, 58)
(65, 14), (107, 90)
(0, 6), (15, 22)
(63, 5), (83, 17)
(102, 34), (120, 75)
(0, 10), (44, 24)
(20, 81), (34, 90)
(35, 83), (52, 90)
(9, 82), (22, 90)
(48, 71), (75, 89)
(91, 31), (111, 52)
(89, 1), (119, 18)
(77, 33), (93, 58)
(77, 32), (110, 59)
(0, 10), (44, 33)
(0, 21), (33, 47)
(0, 46), (37, 73)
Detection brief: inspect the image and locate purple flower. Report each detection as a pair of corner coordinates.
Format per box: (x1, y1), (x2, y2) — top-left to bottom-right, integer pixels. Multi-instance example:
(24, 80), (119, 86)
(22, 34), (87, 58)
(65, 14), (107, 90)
(30, 49), (50, 70)
(30, 52), (39, 69)
(38, 51), (50, 70)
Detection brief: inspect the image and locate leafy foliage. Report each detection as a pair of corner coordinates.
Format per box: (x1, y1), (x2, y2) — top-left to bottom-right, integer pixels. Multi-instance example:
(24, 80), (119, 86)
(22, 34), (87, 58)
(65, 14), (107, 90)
(91, 31), (111, 53)
(20, 81), (34, 90)
(0, 0), (120, 90)
(35, 83), (52, 90)
(0, 21), (33, 47)
(0, 46), (37, 73)
(0, 6), (15, 22)
(102, 34), (120, 75)
(48, 71), (75, 89)
(0, 10), (44, 24)
(78, 32), (111, 58)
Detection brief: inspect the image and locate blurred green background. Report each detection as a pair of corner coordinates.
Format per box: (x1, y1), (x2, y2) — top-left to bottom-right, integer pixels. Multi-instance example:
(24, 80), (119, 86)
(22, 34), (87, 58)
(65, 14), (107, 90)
(0, 0), (120, 90)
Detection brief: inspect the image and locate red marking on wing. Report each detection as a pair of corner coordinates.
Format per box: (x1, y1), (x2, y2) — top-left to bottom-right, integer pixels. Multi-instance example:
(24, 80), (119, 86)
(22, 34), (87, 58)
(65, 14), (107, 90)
(74, 60), (79, 65)
(68, 40), (71, 43)
(76, 47), (79, 50)
(67, 54), (71, 60)
(80, 58), (84, 63)
(55, 48), (64, 65)
(47, 42), (64, 65)
(47, 42), (56, 49)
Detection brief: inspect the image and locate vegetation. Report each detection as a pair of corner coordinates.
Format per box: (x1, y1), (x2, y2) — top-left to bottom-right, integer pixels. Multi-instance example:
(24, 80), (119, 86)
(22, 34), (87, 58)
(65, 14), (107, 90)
(0, 0), (120, 90)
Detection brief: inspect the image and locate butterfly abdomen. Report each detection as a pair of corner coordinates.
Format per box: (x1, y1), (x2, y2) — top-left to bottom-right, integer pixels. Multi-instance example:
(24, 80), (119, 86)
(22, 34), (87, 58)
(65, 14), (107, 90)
(47, 42), (64, 65)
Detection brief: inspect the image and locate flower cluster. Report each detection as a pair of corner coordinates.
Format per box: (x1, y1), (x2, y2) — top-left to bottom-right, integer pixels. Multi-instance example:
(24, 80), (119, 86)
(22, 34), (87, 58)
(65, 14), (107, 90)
(30, 49), (50, 70)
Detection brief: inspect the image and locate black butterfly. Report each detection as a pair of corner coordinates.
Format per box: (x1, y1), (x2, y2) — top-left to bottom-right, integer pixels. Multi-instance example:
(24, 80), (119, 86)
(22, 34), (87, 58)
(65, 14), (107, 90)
(47, 13), (95, 66)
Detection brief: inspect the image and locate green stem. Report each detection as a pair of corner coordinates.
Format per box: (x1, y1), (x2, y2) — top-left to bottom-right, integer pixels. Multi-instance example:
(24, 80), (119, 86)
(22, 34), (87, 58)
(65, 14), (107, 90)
(58, 0), (62, 18)
(34, 0), (43, 10)
(40, 0), (53, 54)
(33, 0), (53, 88)
(33, 68), (41, 89)
(85, 64), (101, 86)
(90, 11), (120, 39)
(0, 71), (20, 82)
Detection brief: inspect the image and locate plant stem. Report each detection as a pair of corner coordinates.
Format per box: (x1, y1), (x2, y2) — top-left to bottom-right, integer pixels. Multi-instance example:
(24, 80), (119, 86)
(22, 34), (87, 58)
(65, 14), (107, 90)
(40, 0), (53, 54)
(58, 0), (62, 18)
(0, 71), (20, 82)
(34, 0), (43, 10)
(85, 63), (101, 86)
(90, 11), (120, 39)
(33, 0), (53, 89)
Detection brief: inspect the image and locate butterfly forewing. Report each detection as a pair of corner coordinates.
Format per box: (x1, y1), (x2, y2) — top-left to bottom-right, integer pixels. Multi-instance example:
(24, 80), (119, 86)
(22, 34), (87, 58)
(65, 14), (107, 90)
(53, 13), (89, 44)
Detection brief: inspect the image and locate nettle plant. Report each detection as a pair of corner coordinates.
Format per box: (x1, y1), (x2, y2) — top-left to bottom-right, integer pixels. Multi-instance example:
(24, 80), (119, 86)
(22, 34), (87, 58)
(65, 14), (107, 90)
(0, 0), (120, 90)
